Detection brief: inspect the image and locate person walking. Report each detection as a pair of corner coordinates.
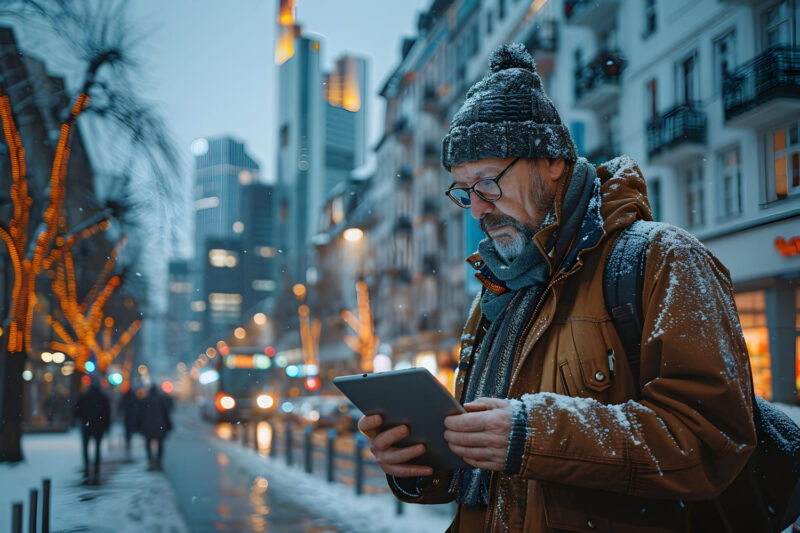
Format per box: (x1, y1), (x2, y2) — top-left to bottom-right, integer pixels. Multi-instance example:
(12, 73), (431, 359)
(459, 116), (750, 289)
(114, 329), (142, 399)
(75, 379), (111, 485)
(359, 43), (757, 532)
(118, 384), (143, 456)
(140, 384), (173, 471)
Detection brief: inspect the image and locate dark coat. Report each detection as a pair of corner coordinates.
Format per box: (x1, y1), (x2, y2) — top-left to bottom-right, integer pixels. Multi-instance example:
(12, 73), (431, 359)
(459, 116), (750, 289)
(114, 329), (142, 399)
(75, 385), (111, 438)
(119, 390), (143, 432)
(140, 387), (173, 439)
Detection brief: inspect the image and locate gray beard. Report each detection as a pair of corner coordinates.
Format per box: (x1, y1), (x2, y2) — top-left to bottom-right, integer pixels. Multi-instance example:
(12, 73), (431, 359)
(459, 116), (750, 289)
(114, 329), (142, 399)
(493, 204), (555, 263)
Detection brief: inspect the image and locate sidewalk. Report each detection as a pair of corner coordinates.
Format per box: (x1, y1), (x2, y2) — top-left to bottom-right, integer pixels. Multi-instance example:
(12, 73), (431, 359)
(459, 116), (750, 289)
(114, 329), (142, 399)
(0, 427), (188, 533)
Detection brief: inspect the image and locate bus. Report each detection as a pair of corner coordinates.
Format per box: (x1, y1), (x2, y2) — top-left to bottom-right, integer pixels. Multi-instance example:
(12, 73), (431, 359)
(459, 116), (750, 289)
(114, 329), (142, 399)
(198, 349), (278, 422)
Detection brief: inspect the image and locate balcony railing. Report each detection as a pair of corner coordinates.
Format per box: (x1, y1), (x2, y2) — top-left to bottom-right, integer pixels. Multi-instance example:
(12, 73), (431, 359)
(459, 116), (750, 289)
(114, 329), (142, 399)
(396, 165), (413, 185)
(423, 142), (439, 165)
(574, 50), (625, 110)
(646, 105), (706, 163)
(723, 46), (800, 126)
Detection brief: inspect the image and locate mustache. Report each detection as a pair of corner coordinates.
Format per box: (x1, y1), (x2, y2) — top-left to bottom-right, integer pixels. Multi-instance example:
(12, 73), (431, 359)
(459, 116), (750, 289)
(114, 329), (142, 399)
(479, 214), (530, 236)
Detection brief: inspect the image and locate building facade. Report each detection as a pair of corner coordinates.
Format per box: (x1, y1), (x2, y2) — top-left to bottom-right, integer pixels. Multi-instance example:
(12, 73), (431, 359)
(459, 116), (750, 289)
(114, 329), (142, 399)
(372, 0), (800, 400)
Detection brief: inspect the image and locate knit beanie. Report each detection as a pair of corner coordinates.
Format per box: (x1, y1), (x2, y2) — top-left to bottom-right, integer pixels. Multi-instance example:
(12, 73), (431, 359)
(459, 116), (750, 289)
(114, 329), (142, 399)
(441, 43), (577, 171)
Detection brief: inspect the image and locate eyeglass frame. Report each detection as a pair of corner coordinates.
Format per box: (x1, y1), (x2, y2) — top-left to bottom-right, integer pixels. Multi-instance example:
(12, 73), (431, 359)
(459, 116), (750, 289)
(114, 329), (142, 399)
(444, 157), (521, 209)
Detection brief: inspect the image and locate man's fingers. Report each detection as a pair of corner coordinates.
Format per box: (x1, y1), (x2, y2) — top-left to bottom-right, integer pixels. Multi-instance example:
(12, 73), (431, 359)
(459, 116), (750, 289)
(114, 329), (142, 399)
(444, 429), (505, 449)
(444, 410), (489, 432)
(463, 397), (505, 412)
(448, 442), (500, 461)
(371, 424), (410, 451)
(358, 414), (382, 434)
(384, 463), (434, 477)
(376, 442), (426, 465)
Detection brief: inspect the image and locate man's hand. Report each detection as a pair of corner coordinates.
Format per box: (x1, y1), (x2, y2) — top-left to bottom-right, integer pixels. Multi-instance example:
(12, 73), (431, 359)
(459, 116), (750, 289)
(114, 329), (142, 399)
(358, 414), (434, 478)
(444, 397), (513, 471)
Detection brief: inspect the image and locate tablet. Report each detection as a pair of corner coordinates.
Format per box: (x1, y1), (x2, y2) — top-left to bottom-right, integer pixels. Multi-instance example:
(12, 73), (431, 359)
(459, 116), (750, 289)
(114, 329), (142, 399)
(333, 367), (467, 470)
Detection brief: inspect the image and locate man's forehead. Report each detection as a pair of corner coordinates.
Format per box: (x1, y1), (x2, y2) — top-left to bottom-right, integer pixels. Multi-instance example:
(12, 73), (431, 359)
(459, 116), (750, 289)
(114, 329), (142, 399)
(452, 158), (515, 182)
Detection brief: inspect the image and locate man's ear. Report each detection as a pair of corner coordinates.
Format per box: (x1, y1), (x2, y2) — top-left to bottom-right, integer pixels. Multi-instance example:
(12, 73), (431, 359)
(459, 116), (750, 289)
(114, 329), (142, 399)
(546, 158), (565, 183)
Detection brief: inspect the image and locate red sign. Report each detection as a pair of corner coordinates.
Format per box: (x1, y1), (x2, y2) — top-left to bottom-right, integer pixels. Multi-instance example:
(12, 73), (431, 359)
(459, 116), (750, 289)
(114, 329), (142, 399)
(775, 237), (800, 258)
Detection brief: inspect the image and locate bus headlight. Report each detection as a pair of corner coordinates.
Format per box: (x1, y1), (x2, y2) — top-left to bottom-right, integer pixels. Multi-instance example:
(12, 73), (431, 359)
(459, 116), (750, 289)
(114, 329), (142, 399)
(216, 394), (236, 411)
(256, 394), (274, 409)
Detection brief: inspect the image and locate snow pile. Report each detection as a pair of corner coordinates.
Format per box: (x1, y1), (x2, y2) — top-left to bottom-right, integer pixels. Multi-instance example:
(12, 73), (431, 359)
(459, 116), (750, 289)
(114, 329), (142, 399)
(0, 429), (188, 533)
(214, 435), (455, 533)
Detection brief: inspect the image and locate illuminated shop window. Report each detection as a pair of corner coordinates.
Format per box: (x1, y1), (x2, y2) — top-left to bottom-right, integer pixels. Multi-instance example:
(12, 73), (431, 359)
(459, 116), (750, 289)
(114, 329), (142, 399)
(735, 291), (771, 400)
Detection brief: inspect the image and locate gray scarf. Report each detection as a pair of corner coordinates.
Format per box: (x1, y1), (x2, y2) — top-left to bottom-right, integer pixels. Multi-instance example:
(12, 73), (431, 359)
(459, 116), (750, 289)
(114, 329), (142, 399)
(454, 158), (602, 507)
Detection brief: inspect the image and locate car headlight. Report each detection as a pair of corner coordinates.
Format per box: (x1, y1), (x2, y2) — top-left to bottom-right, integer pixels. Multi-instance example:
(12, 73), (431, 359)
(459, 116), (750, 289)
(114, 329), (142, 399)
(216, 394), (236, 410)
(256, 394), (274, 409)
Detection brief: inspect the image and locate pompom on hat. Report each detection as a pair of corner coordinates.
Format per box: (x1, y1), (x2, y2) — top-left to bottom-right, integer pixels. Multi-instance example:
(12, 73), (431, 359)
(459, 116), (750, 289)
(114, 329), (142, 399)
(441, 43), (577, 171)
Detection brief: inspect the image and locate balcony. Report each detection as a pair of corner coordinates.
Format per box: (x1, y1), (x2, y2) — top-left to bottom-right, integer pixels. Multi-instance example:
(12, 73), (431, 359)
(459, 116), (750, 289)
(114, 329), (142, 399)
(574, 50), (625, 111)
(586, 143), (620, 167)
(523, 20), (557, 72)
(564, 0), (620, 28)
(393, 215), (413, 235)
(646, 105), (706, 165)
(723, 46), (800, 129)
(422, 87), (444, 117)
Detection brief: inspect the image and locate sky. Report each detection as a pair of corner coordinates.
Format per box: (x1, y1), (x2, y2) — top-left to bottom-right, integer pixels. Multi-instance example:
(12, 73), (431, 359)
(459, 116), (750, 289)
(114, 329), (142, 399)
(128, 0), (431, 181)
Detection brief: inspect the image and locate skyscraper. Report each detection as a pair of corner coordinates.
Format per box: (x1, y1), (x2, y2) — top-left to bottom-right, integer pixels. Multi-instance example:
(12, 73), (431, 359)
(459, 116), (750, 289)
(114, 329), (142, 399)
(275, 0), (324, 281)
(191, 136), (262, 347)
(324, 55), (368, 197)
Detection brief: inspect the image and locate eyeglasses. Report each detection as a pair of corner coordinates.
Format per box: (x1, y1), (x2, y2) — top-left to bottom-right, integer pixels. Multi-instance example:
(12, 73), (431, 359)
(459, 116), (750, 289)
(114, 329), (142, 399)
(445, 158), (520, 208)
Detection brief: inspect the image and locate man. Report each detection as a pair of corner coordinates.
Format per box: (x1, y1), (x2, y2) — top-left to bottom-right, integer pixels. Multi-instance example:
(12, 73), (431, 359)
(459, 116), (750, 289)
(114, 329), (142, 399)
(358, 43), (756, 532)
(75, 378), (111, 484)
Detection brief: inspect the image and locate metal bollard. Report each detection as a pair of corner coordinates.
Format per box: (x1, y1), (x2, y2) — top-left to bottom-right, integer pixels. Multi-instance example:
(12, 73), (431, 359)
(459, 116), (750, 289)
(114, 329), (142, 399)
(11, 502), (22, 533)
(285, 422), (293, 466)
(269, 422), (278, 458)
(253, 423), (259, 452)
(241, 422), (248, 447)
(28, 489), (37, 533)
(42, 479), (51, 533)
(304, 426), (313, 473)
(354, 433), (365, 495)
(325, 429), (336, 483)
(396, 498), (404, 516)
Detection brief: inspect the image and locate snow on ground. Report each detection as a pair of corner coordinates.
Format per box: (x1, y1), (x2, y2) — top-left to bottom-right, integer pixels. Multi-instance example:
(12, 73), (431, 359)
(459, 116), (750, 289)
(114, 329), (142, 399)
(0, 427), (188, 533)
(213, 432), (456, 533)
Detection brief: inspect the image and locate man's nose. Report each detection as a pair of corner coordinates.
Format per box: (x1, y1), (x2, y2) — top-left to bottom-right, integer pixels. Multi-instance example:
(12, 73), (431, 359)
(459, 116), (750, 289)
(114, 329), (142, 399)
(469, 193), (493, 220)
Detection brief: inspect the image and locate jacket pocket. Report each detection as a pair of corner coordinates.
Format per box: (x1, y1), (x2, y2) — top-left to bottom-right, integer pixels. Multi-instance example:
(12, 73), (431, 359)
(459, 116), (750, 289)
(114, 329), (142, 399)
(567, 320), (614, 399)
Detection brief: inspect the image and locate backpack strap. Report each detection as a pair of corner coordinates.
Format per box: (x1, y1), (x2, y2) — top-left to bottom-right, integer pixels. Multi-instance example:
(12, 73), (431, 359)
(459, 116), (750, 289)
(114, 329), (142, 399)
(603, 222), (651, 386)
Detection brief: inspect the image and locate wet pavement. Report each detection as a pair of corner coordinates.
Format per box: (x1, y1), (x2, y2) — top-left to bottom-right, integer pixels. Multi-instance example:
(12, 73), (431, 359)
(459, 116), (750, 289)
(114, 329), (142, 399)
(165, 413), (343, 532)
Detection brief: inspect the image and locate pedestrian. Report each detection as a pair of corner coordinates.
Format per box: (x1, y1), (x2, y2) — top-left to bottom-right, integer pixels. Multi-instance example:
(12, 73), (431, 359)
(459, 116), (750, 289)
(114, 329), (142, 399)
(118, 384), (143, 456)
(140, 384), (173, 471)
(75, 378), (111, 485)
(358, 43), (757, 532)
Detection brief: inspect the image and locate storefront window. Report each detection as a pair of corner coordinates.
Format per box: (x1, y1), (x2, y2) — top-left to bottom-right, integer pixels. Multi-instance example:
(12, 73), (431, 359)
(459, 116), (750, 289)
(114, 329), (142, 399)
(735, 291), (771, 400)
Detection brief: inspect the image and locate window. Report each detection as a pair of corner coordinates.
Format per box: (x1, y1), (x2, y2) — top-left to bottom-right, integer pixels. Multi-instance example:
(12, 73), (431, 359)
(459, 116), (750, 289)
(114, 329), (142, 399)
(713, 30), (737, 94)
(675, 53), (698, 106)
(762, 1), (791, 49)
(487, 10), (494, 35)
(649, 178), (662, 221)
(646, 78), (658, 119)
(280, 124), (289, 147)
(643, 0), (657, 37)
(765, 119), (800, 201)
(498, 0), (506, 20)
(684, 162), (705, 228)
(717, 147), (742, 219)
(735, 291), (771, 400)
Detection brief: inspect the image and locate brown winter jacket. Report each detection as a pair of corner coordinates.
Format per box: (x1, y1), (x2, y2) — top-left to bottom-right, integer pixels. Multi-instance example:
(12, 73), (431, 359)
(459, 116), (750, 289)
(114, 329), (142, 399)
(388, 157), (757, 532)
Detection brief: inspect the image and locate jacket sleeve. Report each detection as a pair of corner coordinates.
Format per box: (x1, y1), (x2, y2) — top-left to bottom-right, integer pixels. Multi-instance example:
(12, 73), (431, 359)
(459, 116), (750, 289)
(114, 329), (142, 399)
(386, 470), (456, 504)
(514, 225), (757, 501)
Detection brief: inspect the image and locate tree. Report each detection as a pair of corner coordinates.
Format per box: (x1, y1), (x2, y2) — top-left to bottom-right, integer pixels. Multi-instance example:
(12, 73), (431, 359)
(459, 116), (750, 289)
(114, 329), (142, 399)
(0, 0), (179, 462)
(341, 280), (378, 373)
